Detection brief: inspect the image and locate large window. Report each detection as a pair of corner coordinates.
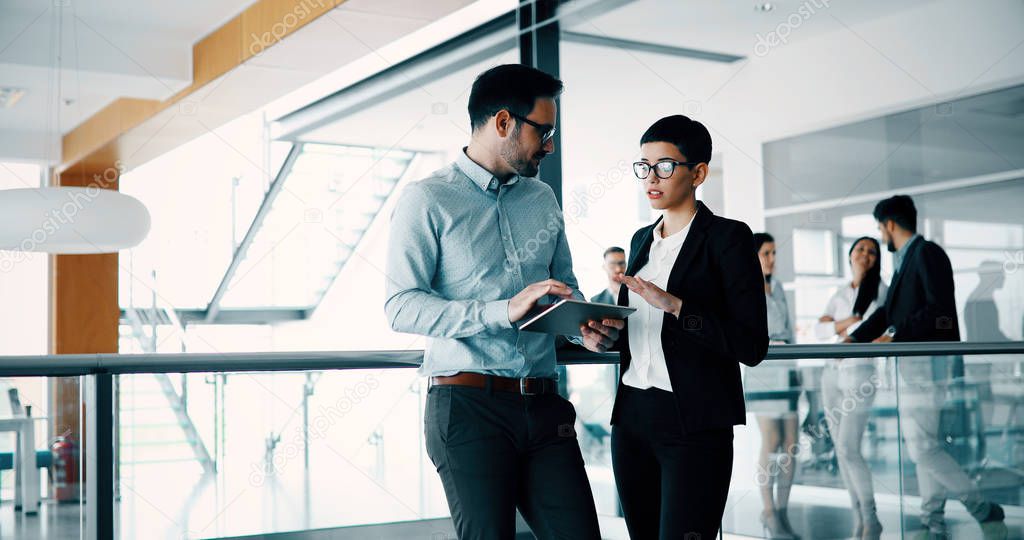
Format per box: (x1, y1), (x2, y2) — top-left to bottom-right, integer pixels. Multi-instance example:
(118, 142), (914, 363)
(765, 85), (1024, 343)
(0, 161), (49, 502)
(109, 14), (522, 538)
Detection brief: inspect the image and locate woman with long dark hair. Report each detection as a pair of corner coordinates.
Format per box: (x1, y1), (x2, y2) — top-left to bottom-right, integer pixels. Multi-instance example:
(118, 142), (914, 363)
(814, 236), (887, 539)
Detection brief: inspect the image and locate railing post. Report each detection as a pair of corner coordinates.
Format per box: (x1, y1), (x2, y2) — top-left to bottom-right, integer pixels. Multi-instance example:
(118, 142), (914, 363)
(96, 372), (115, 539)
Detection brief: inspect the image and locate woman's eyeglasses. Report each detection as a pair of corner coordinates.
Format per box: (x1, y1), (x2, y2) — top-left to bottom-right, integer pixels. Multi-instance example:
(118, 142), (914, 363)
(633, 160), (699, 180)
(509, 113), (556, 144)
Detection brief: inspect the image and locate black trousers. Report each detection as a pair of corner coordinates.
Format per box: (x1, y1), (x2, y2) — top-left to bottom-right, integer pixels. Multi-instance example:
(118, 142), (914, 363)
(425, 383), (601, 540)
(611, 385), (734, 540)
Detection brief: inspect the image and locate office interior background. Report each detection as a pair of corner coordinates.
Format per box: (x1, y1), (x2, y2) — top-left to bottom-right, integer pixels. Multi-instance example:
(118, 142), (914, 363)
(0, 0), (1022, 538)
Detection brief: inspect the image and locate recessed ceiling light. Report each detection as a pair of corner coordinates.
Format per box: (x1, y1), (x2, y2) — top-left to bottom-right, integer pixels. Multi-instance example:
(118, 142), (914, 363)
(755, 3), (775, 12)
(0, 87), (26, 109)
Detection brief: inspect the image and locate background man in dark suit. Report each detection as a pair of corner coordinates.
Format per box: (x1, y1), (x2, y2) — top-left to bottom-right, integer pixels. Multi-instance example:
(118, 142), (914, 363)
(590, 246), (625, 305)
(848, 195), (1004, 538)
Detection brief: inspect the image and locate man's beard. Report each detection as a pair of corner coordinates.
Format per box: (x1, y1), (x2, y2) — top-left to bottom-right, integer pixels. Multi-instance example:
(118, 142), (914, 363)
(501, 137), (544, 178)
(886, 239), (897, 253)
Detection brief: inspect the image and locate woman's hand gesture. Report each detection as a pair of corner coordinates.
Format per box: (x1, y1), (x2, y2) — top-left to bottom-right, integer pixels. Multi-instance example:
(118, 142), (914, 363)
(613, 275), (683, 318)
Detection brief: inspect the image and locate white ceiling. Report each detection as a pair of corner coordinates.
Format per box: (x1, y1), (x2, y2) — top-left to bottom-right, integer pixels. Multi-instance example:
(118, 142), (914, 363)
(297, 0), (945, 151)
(299, 46), (521, 151)
(0, 0), (254, 162)
(0, 0), (475, 164)
(82, 0), (479, 172)
(568, 0), (936, 56)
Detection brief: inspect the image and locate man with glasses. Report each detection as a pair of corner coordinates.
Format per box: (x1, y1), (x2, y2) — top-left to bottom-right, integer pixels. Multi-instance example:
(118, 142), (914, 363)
(385, 64), (622, 539)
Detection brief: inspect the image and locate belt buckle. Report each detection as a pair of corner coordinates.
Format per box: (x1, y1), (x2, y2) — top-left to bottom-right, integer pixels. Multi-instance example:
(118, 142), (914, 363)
(520, 378), (538, 396)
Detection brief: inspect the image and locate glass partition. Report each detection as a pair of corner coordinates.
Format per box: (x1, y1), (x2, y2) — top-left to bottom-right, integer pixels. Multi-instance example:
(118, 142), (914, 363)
(723, 352), (1024, 540)
(1, 346), (1022, 539)
(115, 368), (449, 538)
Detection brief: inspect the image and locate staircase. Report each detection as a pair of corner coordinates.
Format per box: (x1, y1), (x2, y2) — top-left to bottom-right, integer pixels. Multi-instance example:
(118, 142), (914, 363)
(120, 307), (215, 474)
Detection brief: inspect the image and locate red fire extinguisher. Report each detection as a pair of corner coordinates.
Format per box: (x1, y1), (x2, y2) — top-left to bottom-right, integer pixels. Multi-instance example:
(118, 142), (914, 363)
(51, 431), (80, 503)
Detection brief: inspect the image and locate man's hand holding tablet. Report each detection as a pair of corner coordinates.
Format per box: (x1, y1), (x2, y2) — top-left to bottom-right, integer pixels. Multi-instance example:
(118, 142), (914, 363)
(507, 279), (575, 323)
(508, 279), (627, 354)
(580, 317), (625, 353)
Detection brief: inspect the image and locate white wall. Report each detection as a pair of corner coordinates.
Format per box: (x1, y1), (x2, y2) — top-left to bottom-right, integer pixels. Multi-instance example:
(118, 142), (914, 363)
(707, 0), (1024, 222)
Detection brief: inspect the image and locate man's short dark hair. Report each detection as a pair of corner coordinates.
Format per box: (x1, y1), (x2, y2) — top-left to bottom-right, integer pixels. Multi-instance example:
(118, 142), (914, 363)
(603, 246), (625, 258)
(640, 115), (712, 165)
(873, 195), (917, 233)
(468, 64), (563, 132)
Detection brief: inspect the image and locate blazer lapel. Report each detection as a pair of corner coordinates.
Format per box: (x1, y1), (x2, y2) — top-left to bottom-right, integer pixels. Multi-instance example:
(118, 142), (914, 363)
(665, 202), (712, 291)
(625, 216), (660, 277)
(888, 237), (922, 297)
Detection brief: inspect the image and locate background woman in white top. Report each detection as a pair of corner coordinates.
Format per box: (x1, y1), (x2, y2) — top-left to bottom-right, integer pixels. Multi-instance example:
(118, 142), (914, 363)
(814, 236), (887, 539)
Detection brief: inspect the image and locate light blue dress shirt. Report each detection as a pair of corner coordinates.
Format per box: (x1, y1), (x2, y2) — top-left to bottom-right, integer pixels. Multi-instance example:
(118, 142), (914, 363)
(384, 149), (584, 378)
(893, 234), (921, 275)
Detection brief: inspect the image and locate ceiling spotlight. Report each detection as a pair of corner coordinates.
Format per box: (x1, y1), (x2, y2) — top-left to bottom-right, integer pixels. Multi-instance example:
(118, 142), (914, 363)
(0, 87), (26, 109)
(755, 3), (775, 12)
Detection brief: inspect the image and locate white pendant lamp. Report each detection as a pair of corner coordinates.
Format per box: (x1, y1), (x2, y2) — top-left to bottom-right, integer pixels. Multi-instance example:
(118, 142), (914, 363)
(0, 4), (152, 255)
(0, 187), (151, 253)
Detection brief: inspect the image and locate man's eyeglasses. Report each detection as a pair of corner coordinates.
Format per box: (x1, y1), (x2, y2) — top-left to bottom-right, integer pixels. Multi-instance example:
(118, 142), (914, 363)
(509, 113), (556, 144)
(633, 160), (699, 180)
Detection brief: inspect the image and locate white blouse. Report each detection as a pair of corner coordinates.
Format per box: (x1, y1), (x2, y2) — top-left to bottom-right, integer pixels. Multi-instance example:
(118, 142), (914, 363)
(814, 281), (888, 364)
(623, 218), (692, 392)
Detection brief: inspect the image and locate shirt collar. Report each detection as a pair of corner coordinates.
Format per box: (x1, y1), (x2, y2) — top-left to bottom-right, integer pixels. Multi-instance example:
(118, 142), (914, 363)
(894, 234), (921, 272)
(455, 148), (519, 192)
(652, 216), (691, 251)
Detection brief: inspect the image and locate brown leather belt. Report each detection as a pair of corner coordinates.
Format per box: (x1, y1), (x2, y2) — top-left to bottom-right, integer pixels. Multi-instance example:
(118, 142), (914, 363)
(430, 372), (558, 395)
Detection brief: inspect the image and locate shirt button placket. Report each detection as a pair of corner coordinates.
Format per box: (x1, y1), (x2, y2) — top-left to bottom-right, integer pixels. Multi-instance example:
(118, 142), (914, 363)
(496, 188), (523, 290)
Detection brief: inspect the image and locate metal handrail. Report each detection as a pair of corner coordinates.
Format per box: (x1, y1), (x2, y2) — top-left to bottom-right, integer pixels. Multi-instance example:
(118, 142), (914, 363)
(6, 340), (1022, 538)
(1, 342), (1022, 377)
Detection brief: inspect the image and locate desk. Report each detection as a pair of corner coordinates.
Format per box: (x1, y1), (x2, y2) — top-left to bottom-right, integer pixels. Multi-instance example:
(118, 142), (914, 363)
(0, 417), (41, 515)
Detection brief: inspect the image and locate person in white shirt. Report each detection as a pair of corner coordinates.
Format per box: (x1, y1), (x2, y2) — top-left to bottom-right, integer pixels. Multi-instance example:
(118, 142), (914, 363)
(814, 236), (887, 539)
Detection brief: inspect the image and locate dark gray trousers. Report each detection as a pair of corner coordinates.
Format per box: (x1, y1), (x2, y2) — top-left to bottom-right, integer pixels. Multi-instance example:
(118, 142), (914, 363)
(424, 384), (601, 540)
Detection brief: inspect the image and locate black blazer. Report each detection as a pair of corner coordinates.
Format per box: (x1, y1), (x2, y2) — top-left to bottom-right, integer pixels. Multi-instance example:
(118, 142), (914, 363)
(610, 202), (769, 433)
(851, 237), (960, 343)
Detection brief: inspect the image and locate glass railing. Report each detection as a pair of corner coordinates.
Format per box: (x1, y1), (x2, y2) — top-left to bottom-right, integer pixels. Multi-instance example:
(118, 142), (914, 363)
(0, 343), (1021, 539)
(722, 349), (1024, 540)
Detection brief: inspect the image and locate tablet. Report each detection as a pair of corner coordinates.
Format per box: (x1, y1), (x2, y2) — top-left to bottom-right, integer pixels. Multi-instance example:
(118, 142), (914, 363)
(518, 298), (636, 336)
